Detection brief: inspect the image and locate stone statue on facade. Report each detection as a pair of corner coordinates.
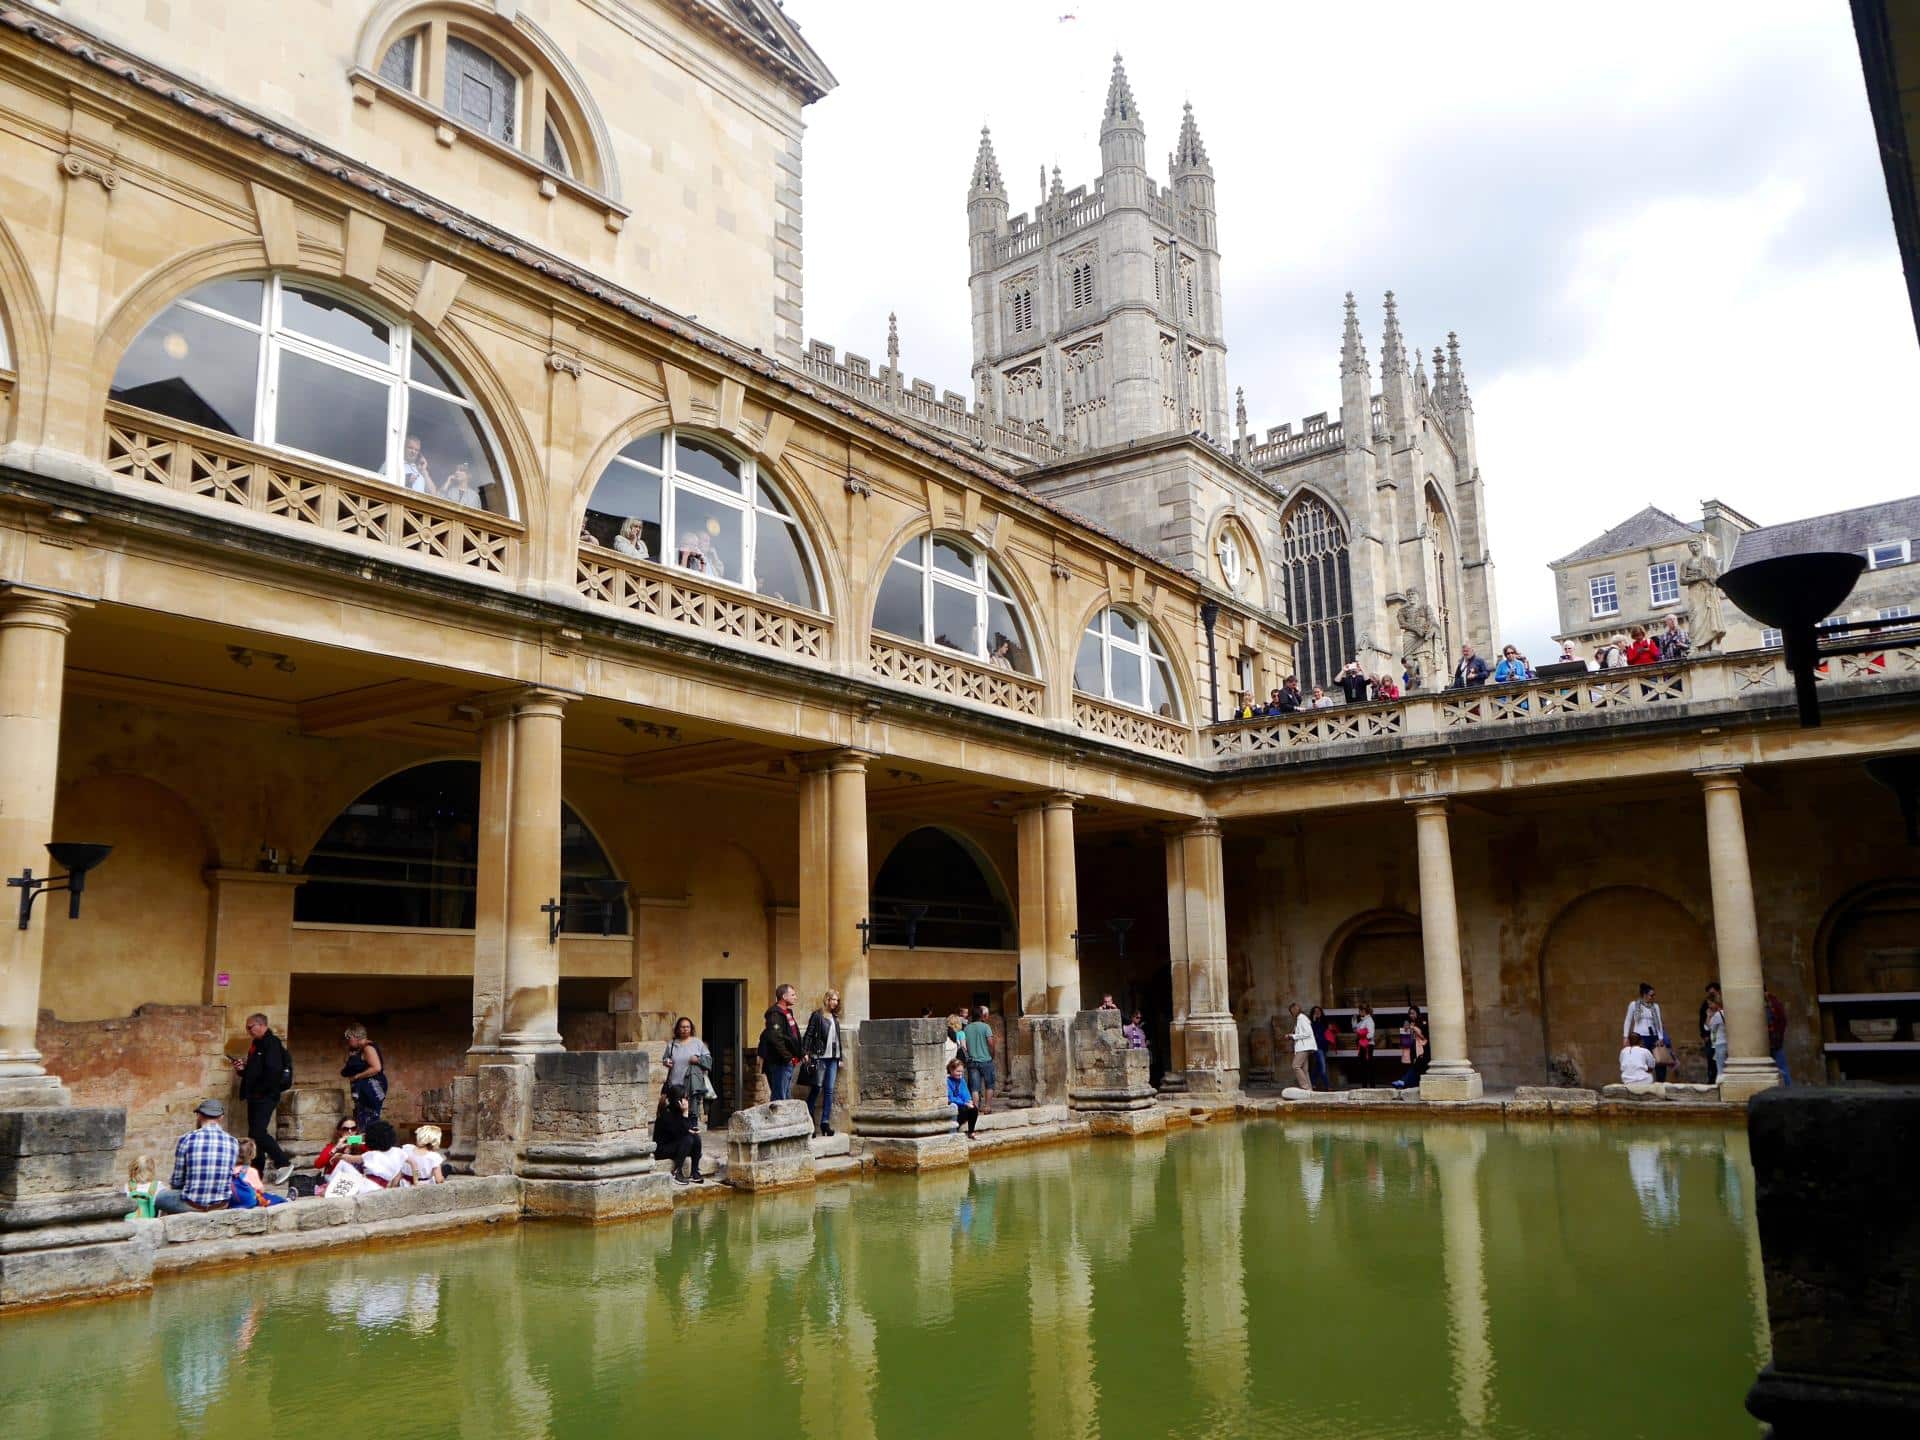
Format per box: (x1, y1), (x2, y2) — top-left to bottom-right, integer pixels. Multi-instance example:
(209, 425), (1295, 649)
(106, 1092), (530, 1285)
(1680, 540), (1726, 651)
(1397, 588), (1437, 689)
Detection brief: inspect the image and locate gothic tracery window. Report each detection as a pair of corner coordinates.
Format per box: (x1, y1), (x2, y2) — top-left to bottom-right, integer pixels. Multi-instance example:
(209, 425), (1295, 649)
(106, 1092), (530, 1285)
(1279, 494), (1354, 694)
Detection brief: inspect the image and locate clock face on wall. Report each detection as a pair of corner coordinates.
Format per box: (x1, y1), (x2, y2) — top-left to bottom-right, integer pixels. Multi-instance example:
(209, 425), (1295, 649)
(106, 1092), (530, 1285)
(1217, 530), (1244, 591)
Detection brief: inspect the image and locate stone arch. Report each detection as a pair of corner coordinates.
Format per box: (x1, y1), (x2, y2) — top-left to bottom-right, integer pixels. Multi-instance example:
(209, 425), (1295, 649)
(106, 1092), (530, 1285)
(1813, 877), (1920, 995)
(92, 251), (548, 546)
(870, 824), (1015, 949)
(574, 413), (846, 624)
(0, 209), (51, 438)
(43, 774), (218, 1020)
(1539, 885), (1713, 1087)
(353, 0), (622, 198)
(1320, 908), (1424, 1008)
(870, 518), (1053, 682)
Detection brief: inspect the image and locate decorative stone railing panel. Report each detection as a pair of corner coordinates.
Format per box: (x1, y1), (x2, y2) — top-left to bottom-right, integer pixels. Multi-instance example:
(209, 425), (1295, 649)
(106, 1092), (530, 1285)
(868, 636), (1044, 717)
(1213, 703), (1406, 756)
(1072, 693), (1193, 759)
(577, 551), (828, 660)
(104, 408), (519, 577)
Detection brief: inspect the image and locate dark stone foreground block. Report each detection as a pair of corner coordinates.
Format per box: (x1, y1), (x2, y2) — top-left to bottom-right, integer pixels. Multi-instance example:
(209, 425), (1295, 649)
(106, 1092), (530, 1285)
(1745, 1087), (1920, 1436)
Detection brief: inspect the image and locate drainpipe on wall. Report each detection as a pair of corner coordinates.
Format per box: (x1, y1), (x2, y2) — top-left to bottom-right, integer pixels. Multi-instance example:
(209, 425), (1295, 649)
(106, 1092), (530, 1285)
(1200, 599), (1221, 724)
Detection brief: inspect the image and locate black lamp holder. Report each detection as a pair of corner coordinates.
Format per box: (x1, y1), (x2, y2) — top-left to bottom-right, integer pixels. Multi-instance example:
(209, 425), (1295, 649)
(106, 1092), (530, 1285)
(10, 843), (113, 931)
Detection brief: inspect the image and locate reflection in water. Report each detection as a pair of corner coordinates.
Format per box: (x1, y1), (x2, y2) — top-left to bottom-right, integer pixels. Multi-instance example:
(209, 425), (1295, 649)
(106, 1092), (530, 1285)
(0, 1122), (1769, 1440)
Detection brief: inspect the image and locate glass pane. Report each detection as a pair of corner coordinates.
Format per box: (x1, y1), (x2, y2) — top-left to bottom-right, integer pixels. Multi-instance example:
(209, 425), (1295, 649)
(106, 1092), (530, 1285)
(583, 459), (662, 554)
(186, 278), (264, 324)
(1112, 647), (1145, 707)
(618, 431), (665, 471)
(932, 536), (974, 580)
(674, 434), (744, 493)
(444, 37), (517, 145)
(892, 536), (925, 568)
(1150, 654), (1178, 717)
(986, 597), (1031, 674)
(670, 486), (742, 582)
(408, 345), (465, 397)
(378, 33), (417, 89)
(111, 303), (260, 438)
(931, 581), (980, 656)
(277, 350), (389, 473)
(754, 479), (792, 517)
(405, 387), (500, 511)
(281, 285), (390, 364)
(543, 119), (569, 174)
(1109, 609), (1140, 643)
(753, 517), (816, 609)
(986, 566), (1011, 598)
(873, 561), (923, 643)
(1075, 631), (1104, 693)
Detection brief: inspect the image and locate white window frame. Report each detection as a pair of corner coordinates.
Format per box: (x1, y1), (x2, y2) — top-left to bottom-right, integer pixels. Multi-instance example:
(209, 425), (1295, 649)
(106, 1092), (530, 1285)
(1077, 607), (1182, 718)
(119, 274), (511, 517)
(1647, 560), (1679, 608)
(875, 534), (1029, 668)
(1878, 605), (1913, 622)
(590, 429), (820, 609)
(1589, 573), (1620, 619)
(1866, 540), (1910, 570)
(1760, 627), (1783, 648)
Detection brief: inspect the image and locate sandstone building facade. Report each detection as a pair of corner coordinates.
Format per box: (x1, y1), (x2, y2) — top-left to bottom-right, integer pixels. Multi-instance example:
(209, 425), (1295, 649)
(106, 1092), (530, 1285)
(0, 0), (1915, 1173)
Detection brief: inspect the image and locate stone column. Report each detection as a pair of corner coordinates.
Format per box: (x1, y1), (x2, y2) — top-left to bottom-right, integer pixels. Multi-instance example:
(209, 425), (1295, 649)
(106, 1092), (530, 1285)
(0, 589), (87, 1105)
(1697, 768), (1779, 1101)
(794, 761), (832, 1010)
(1041, 793), (1081, 1015)
(1409, 798), (1482, 1100)
(468, 703), (514, 1060)
(1163, 829), (1191, 1082)
(850, 1017), (968, 1170)
(825, 751), (870, 1025)
(499, 690), (569, 1056)
(1176, 819), (1240, 1096)
(1014, 802), (1049, 1018)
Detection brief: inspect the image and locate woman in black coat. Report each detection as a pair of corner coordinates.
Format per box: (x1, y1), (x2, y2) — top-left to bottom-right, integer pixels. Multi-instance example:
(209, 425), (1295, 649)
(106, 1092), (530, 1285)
(653, 1083), (704, 1185)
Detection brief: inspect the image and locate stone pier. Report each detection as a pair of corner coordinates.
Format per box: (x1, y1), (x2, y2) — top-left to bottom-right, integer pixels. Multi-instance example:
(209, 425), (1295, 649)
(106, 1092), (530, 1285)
(850, 1017), (969, 1170)
(1068, 1009), (1165, 1136)
(0, 1104), (151, 1308)
(725, 1100), (817, 1190)
(518, 1051), (671, 1220)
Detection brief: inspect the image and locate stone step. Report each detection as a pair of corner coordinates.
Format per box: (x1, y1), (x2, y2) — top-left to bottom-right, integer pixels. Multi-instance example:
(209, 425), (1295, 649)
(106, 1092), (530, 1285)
(809, 1132), (850, 1158)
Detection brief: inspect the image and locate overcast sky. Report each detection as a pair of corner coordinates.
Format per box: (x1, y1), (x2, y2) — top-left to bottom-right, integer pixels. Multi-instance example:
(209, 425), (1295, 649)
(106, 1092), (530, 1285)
(791, 0), (1918, 657)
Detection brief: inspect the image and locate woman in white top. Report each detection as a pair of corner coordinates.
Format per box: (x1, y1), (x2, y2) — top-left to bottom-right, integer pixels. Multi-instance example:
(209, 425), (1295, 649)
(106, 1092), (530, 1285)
(357, 1121), (413, 1188)
(1619, 1043), (1657, 1089)
(613, 517), (650, 560)
(1288, 1003), (1317, 1092)
(1352, 1003), (1377, 1087)
(661, 1016), (715, 1133)
(406, 1124), (446, 1184)
(1704, 999), (1728, 1079)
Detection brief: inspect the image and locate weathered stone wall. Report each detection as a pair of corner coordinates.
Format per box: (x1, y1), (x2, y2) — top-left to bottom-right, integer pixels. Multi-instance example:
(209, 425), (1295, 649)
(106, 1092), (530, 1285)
(34, 1005), (230, 1163)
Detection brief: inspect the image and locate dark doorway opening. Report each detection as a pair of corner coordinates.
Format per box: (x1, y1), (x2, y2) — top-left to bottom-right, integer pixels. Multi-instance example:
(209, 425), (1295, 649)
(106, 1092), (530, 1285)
(702, 979), (745, 1125)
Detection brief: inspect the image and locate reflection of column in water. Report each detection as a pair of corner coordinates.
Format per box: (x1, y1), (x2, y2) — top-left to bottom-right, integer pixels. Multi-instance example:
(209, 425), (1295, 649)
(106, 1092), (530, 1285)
(1182, 1128), (1250, 1430)
(1298, 1140), (1326, 1217)
(798, 1195), (878, 1440)
(1626, 1140), (1679, 1228)
(910, 1166), (971, 1324)
(1026, 1230), (1096, 1439)
(1429, 1126), (1494, 1436)
(1727, 1136), (1772, 1367)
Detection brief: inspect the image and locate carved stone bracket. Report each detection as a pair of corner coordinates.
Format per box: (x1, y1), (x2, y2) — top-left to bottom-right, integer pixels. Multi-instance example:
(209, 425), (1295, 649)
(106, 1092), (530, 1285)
(545, 352), (584, 378)
(58, 150), (118, 190)
(844, 476), (872, 498)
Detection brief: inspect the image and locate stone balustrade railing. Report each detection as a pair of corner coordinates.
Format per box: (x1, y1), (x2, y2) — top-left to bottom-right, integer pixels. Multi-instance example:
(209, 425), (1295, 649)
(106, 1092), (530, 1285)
(103, 407), (522, 577)
(577, 548), (830, 660)
(1073, 692), (1194, 759)
(1209, 643), (1920, 762)
(868, 635), (1045, 717)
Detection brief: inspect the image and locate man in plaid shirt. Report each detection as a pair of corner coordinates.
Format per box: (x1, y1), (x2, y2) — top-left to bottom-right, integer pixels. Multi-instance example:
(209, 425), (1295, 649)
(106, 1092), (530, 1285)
(155, 1098), (240, 1213)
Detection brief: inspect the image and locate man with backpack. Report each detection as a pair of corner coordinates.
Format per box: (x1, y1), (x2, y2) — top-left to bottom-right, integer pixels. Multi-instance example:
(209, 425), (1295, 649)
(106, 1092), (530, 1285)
(233, 1012), (295, 1184)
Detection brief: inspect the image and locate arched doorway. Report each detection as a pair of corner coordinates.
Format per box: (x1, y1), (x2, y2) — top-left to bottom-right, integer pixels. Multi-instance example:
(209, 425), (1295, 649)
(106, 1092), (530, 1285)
(1540, 886), (1711, 1087)
(1815, 880), (1920, 1083)
(296, 759), (625, 933)
(1325, 910), (1424, 1008)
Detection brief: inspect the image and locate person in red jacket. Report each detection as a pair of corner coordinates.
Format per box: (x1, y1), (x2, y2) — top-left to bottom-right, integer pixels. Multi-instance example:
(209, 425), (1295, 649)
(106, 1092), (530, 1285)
(1625, 625), (1662, 665)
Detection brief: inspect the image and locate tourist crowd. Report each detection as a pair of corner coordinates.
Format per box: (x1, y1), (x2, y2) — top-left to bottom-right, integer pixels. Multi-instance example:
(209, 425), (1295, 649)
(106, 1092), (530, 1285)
(1228, 617), (1695, 721)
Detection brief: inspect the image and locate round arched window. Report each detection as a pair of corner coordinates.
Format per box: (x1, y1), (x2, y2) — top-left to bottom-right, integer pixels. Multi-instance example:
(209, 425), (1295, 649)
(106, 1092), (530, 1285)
(1076, 608), (1181, 716)
(872, 534), (1035, 673)
(580, 429), (819, 610)
(110, 274), (508, 514)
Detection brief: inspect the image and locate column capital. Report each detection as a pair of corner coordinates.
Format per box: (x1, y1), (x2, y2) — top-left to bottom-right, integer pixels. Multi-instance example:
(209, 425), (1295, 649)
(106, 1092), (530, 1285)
(0, 584), (93, 631)
(1172, 815), (1221, 840)
(1041, 790), (1081, 812)
(1407, 794), (1452, 816)
(799, 746), (870, 775)
(1693, 765), (1744, 792)
(477, 685), (575, 720)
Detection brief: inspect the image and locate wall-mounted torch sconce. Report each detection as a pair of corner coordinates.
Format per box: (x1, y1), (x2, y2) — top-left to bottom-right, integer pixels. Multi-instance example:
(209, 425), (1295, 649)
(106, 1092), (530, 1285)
(542, 897), (565, 946)
(10, 843), (113, 930)
(856, 917), (874, 955)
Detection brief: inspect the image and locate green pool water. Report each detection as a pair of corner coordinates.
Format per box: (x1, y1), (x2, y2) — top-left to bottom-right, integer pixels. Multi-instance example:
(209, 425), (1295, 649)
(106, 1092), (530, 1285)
(0, 1119), (1767, 1439)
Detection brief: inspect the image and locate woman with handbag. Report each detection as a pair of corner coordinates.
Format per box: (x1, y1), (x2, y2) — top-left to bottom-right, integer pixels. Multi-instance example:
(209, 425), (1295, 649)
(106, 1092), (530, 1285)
(662, 1016), (715, 1132)
(1353, 1003), (1376, 1087)
(802, 989), (844, 1137)
(339, 1024), (387, 1128)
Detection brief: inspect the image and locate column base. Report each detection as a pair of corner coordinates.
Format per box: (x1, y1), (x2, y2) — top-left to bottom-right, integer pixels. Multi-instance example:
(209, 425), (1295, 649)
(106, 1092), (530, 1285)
(1023, 1015), (1069, 1107)
(862, 1133), (971, 1171)
(1716, 1057), (1782, 1103)
(725, 1100), (818, 1189)
(0, 1104), (153, 1310)
(0, 1076), (68, 1110)
(1419, 1064), (1484, 1102)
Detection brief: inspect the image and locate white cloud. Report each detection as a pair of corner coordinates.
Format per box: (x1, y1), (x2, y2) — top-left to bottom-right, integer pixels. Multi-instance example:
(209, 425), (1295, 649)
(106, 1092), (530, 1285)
(791, 1), (1919, 658)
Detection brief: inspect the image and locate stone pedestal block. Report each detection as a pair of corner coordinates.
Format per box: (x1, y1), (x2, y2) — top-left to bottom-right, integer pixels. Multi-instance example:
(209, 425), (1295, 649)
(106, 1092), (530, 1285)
(1179, 1015), (1242, 1097)
(518, 1051), (670, 1217)
(472, 1062), (532, 1178)
(1419, 1064), (1485, 1102)
(725, 1100), (816, 1190)
(1023, 1015), (1069, 1107)
(849, 1017), (967, 1168)
(447, 1075), (477, 1173)
(0, 1105), (153, 1309)
(276, 1084), (348, 1154)
(1068, 1010), (1163, 1136)
(1746, 1089), (1920, 1435)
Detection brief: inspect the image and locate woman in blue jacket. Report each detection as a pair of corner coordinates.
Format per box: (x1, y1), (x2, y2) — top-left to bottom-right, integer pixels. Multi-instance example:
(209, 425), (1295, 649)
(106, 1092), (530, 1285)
(946, 1059), (978, 1137)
